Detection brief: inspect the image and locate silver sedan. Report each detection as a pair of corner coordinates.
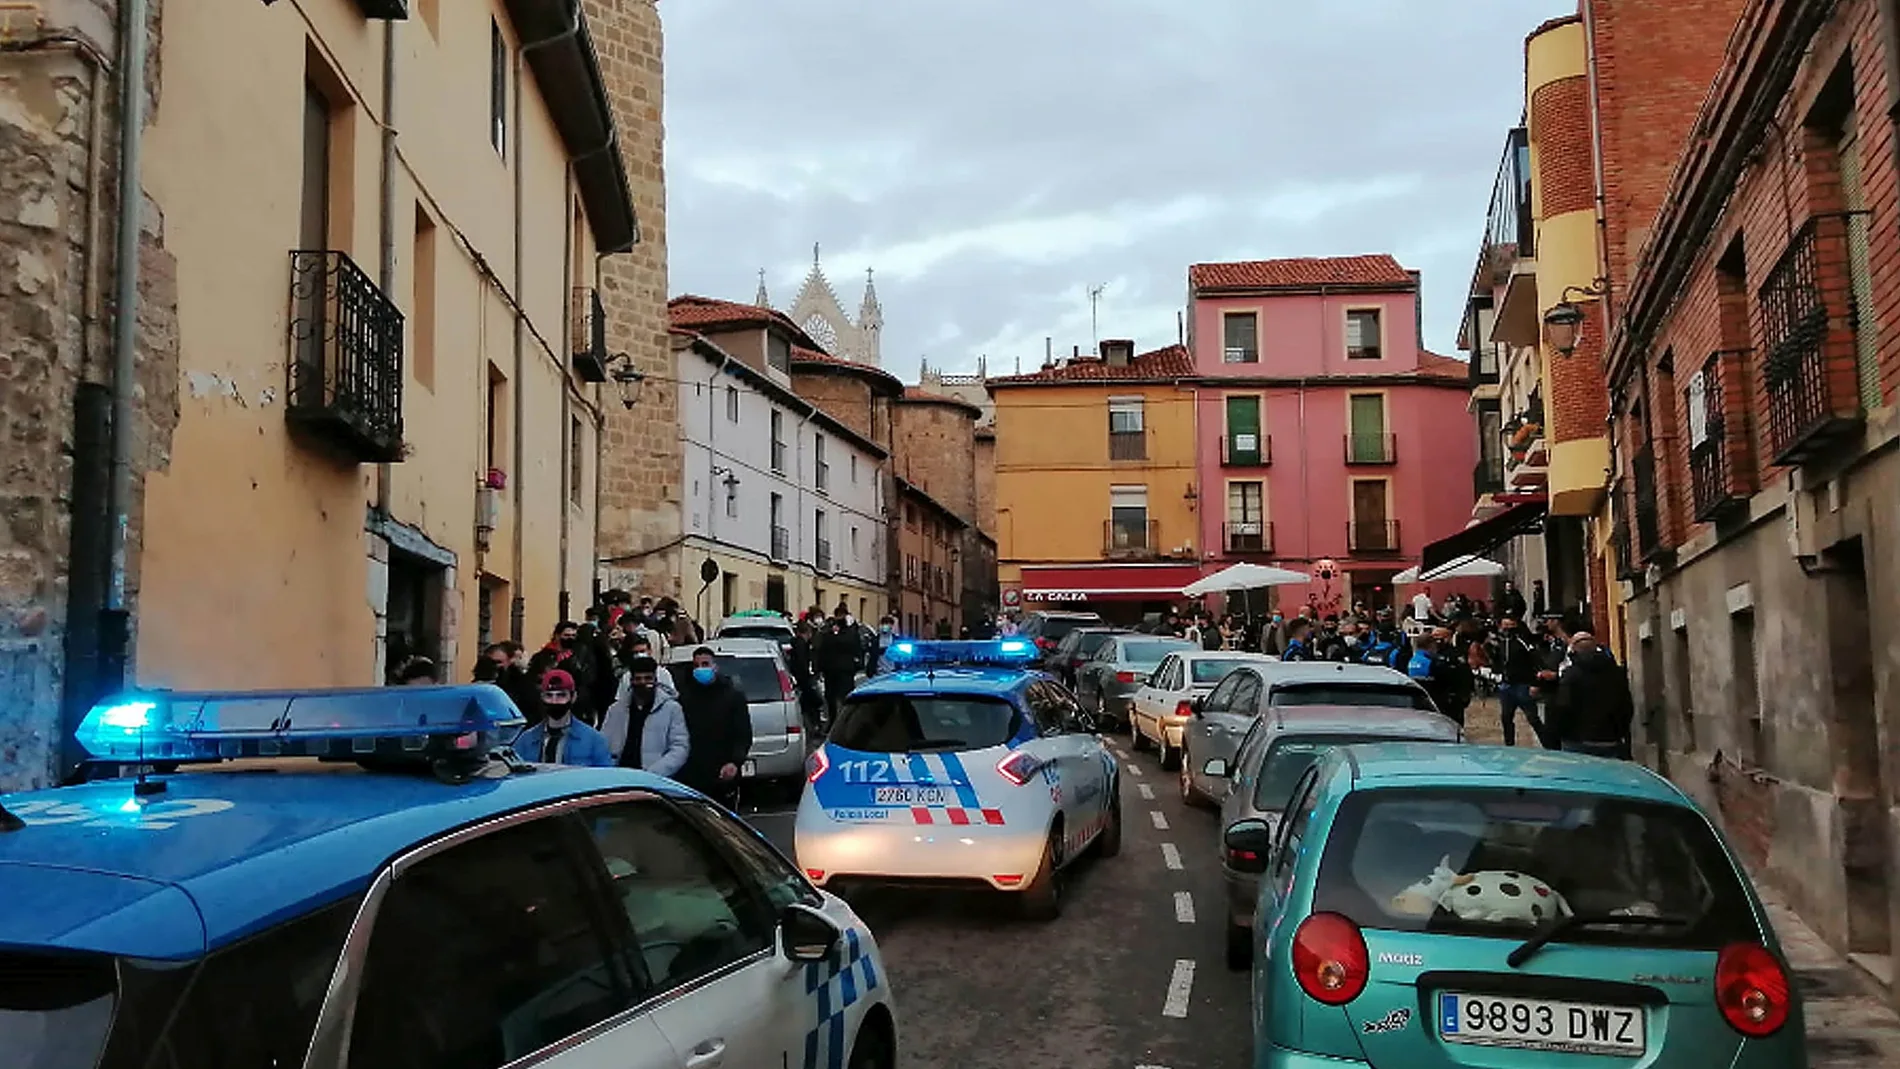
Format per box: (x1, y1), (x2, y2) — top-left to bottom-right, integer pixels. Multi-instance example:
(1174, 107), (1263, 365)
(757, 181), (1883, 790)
(1072, 635), (1198, 729)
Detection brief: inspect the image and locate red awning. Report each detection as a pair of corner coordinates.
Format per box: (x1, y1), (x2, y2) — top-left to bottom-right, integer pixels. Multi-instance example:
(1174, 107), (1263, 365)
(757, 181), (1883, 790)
(1016, 563), (1208, 602)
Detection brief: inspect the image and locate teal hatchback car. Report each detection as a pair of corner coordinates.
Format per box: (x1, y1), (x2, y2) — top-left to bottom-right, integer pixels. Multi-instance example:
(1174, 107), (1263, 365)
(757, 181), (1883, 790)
(1225, 744), (1803, 1068)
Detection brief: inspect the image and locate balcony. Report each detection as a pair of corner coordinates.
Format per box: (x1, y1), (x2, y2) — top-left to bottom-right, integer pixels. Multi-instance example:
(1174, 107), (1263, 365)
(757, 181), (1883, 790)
(816, 538), (832, 574)
(1221, 434), (1271, 466)
(1484, 127), (1535, 267)
(1473, 457), (1505, 497)
(1109, 430), (1147, 461)
(1760, 220), (1862, 463)
(1611, 496), (1639, 581)
(571, 287), (608, 382)
(770, 526), (790, 562)
(1104, 518), (1160, 559)
(1344, 433), (1396, 465)
(1688, 351), (1747, 521)
(287, 250), (405, 464)
(1631, 444), (1665, 562)
(1347, 519), (1401, 556)
(1223, 520), (1275, 555)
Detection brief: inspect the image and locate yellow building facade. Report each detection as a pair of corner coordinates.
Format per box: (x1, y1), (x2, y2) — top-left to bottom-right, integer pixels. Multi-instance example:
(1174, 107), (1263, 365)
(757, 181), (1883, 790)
(991, 342), (1201, 622)
(131, 0), (640, 689)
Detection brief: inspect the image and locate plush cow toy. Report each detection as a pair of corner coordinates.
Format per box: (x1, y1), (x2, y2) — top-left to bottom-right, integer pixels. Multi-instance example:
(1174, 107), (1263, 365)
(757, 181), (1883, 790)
(1389, 856), (1573, 925)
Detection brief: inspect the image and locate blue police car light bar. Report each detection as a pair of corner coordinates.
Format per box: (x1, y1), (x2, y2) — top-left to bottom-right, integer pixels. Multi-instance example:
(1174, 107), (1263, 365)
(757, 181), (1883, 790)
(884, 639), (1039, 668)
(74, 684), (527, 763)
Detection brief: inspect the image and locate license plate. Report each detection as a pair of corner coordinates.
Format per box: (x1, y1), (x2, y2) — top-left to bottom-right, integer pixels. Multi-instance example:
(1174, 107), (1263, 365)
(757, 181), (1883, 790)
(873, 785), (949, 806)
(740, 760), (756, 778)
(1438, 992), (1645, 1057)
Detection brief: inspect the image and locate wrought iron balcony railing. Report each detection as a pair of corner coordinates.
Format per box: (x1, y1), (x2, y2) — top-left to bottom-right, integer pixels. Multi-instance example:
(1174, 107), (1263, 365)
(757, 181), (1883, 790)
(1109, 429), (1147, 461)
(1687, 351), (1745, 521)
(1632, 443), (1664, 560)
(1104, 518), (1160, 558)
(1345, 433), (1397, 465)
(1347, 519), (1401, 555)
(1760, 220), (1861, 462)
(1483, 127), (1535, 267)
(287, 249), (405, 464)
(1223, 520), (1275, 555)
(1221, 434), (1271, 466)
(572, 287), (608, 382)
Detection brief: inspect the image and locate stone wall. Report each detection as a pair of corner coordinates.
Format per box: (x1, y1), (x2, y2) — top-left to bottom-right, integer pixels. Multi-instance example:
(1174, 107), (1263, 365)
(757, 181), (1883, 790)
(974, 433), (996, 536)
(588, 0), (680, 600)
(0, 6), (178, 791)
(892, 399), (977, 522)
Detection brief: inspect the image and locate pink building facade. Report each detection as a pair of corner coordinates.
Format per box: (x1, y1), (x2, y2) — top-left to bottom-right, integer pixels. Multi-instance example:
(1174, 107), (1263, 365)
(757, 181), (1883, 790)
(1187, 256), (1483, 614)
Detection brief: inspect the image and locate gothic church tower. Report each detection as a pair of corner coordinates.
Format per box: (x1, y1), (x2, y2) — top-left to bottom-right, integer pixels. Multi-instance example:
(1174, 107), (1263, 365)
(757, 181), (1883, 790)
(772, 245), (883, 367)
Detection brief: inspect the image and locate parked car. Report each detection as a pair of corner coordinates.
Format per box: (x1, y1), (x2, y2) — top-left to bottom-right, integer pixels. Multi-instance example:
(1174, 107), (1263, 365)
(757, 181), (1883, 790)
(714, 609), (799, 666)
(1043, 625), (1129, 687)
(1073, 635), (1199, 729)
(1207, 707), (1463, 967)
(1018, 611), (1104, 663)
(1127, 650), (1276, 778)
(1227, 743), (1802, 1067)
(1175, 661), (1442, 808)
(667, 638), (806, 797)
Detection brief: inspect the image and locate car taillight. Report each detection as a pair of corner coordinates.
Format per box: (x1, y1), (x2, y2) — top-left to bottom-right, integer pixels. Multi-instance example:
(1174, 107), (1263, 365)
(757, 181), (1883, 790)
(1175, 700), (1194, 718)
(996, 751), (1044, 786)
(1116, 671), (1138, 684)
(1035, 637), (1055, 650)
(1291, 913), (1369, 1005)
(778, 668), (796, 701)
(1716, 942), (1790, 1037)
(806, 747), (830, 784)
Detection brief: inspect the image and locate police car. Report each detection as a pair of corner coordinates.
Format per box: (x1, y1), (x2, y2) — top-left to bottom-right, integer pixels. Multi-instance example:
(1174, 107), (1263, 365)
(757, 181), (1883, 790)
(0, 685), (898, 1069)
(795, 639), (1123, 919)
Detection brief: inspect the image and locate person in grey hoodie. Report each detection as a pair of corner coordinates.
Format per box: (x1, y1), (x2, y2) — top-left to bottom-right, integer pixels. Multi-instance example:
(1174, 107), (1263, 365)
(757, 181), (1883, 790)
(604, 656), (690, 777)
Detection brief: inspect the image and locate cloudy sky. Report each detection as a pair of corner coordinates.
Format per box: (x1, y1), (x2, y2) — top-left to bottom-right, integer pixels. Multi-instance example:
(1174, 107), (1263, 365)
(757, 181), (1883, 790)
(663, 0), (1574, 379)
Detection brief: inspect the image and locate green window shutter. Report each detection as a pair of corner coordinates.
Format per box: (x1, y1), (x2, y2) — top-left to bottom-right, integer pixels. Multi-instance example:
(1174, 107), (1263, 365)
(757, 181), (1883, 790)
(1225, 396), (1261, 464)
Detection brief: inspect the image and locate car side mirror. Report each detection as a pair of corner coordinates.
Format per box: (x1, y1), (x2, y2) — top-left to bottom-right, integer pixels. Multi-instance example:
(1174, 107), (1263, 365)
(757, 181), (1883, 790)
(1191, 695), (1205, 714)
(1223, 819), (1273, 874)
(1202, 757), (1229, 779)
(780, 903), (842, 963)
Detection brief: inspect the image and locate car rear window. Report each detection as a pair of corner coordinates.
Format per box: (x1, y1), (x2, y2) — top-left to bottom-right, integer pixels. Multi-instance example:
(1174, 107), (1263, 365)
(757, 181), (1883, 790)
(1073, 631), (1118, 656)
(829, 695), (1022, 753)
(1190, 658), (1253, 684)
(718, 626), (791, 645)
(1253, 735), (1452, 811)
(1034, 616), (1099, 641)
(672, 655), (783, 703)
(1122, 640), (1194, 668)
(1313, 788), (1761, 950)
(1270, 682), (1433, 710)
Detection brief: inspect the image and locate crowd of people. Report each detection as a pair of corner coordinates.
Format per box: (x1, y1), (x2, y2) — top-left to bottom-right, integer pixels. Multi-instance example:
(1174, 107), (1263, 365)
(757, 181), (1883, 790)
(1141, 579), (1637, 757)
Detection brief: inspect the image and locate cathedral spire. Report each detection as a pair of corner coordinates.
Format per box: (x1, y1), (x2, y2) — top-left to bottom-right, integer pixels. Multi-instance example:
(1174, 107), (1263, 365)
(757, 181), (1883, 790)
(859, 267), (883, 329)
(755, 268), (770, 308)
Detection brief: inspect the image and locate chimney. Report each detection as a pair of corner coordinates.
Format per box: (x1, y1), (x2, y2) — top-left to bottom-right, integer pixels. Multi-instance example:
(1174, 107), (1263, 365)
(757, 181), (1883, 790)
(1102, 339), (1135, 366)
(1407, 269), (1423, 346)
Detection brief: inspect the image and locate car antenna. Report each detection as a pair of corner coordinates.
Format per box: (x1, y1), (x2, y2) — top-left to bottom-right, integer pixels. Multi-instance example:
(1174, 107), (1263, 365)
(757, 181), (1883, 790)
(132, 712), (167, 798)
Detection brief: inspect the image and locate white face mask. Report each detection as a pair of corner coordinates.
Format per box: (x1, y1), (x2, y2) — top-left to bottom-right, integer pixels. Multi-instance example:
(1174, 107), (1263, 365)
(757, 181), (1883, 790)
(844, 616), (855, 627)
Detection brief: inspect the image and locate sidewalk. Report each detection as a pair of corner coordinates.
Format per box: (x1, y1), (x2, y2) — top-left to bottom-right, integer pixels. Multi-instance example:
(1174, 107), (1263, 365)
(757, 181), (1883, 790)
(1462, 696), (1900, 1065)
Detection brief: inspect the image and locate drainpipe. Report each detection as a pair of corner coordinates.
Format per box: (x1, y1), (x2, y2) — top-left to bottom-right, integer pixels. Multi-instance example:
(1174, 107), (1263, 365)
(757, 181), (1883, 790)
(1582, 0), (1614, 326)
(513, 5), (581, 639)
(797, 409), (816, 603)
(375, 20), (397, 517)
(704, 353), (726, 542)
(103, 0), (150, 641)
(558, 167), (574, 621)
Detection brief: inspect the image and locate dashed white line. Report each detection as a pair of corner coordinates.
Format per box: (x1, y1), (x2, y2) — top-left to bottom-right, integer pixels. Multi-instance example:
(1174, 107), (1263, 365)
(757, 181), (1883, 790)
(1136, 783), (1155, 800)
(1160, 842), (1183, 870)
(1173, 890), (1196, 923)
(1162, 958), (1196, 1018)
(1150, 810), (1170, 830)
(1127, 763), (1144, 776)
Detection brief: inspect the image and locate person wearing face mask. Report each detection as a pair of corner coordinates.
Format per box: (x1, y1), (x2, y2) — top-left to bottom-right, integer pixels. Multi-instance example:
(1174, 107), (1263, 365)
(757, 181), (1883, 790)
(673, 647), (753, 807)
(871, 616), (900, 676)
(815, 607), (865, 724)
(603, 656), (690, 776)
(511, 670), (613, 767)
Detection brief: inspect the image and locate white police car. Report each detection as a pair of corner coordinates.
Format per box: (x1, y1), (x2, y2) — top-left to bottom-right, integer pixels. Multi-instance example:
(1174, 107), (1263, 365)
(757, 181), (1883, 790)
(0, 685), (898, 1069)
(795, 639), (1123, 919)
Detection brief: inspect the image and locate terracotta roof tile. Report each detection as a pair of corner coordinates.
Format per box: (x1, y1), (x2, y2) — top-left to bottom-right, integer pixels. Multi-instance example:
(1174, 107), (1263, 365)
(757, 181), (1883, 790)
(787, 346), (906, 392)
(901, 386), (985, 416)
(1188, 254), (1413, 292)
(1415, 351), (1470, 381)
(666, 294), (829, 347)
(987, 343), (1192, 385)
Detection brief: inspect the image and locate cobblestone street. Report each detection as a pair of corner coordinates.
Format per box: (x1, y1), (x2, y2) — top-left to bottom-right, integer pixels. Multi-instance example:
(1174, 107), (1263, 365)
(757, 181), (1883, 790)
(1464, 697), (1900, 1066)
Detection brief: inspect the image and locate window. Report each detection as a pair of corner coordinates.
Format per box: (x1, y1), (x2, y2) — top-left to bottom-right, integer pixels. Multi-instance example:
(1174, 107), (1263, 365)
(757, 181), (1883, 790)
(1224, 395), (1262, 465)
(725, 474), (738, 518)
(579, 800), (777, 992)
(832, 693), (1024, 752)
(815, 508), (830, 570)
(1226, 481), (1266, 551)
(1347, 393), (1389, 463)
(767, 332), (792, 373)
(1686, 367), (1710, 447)
(1223, 312), (1259, 363)
(726, 385), (740, 422)
(677, 800), (815, 913)
(814, 434), (829, 492)
(348, 820), (630, 1068)
(851, 525), (861, 559)
(1108, 397), (1145, 460)
(850, 454), (859, 483)
(1346, 308), (1382, 360)
(300, 81), (332, 251)
(489, 20), (508, 157)
(1253, 734), (1446, 812)
(569, 415), (584, 504)
(411, 206), (437, 390)
(770, 410), (786, 473)
(484, 364), (508, 473)
(1109, 485), (1149, 551)
(769, 492), (786, 559)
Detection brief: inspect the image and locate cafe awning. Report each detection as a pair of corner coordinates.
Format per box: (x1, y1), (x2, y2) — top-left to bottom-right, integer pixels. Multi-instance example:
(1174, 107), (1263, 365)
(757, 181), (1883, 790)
(1016, 563), (1208, 602)
(1419, 499), (1547, 574)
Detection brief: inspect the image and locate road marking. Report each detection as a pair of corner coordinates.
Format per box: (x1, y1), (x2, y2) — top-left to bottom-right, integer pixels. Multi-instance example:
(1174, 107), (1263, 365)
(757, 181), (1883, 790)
(1137, 783), (1155, 800)
(1161, 842), (1182, 870)
(1150, 810), (1169, 830)
(1162, 958), (1196, 1018)
(1174, 890), (1196, 923)
(1127, 763), (1143, 776)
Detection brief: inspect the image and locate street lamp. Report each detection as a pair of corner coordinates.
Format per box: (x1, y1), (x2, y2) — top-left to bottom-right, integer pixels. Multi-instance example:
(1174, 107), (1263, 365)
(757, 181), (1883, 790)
(606, 354), (646, 409)
(1542, 280), (1609, 357)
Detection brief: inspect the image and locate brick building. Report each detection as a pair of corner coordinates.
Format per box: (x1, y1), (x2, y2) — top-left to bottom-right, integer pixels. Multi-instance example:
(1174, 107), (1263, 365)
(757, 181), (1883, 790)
(1606, 0), (1900, 995)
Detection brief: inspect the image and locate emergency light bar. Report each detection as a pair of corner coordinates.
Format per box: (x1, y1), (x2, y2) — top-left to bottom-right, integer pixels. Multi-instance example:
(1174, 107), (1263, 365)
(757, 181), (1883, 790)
(885, 638), (1039, 668)
(74, 684), (527, 764)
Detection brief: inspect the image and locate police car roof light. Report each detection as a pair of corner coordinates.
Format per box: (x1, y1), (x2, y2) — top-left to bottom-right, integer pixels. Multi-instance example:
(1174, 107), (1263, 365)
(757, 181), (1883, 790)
(73, 684), (528, 765)
(884, 638), (1039, 668)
